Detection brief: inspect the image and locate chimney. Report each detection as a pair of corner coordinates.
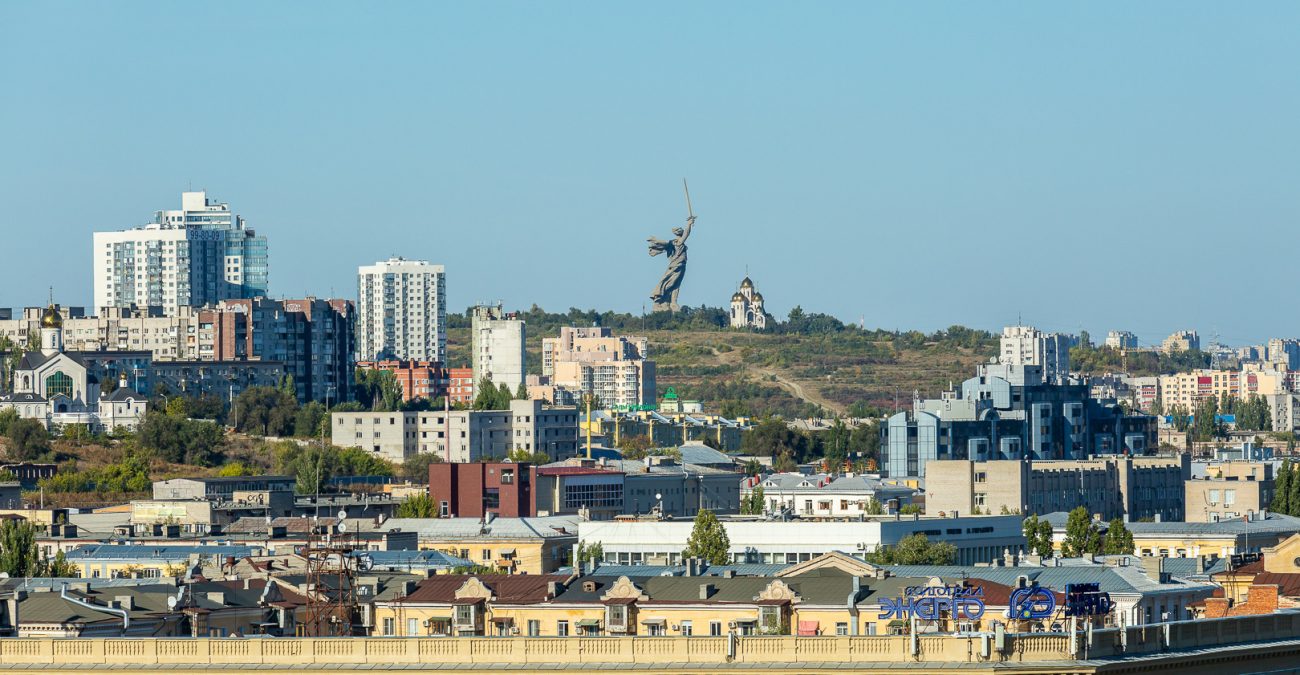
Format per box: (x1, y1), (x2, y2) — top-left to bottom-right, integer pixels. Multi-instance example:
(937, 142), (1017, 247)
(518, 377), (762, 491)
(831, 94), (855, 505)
(699, 583), (714, 600)
(402, 581), (418, 597)
(205, 592), (225, 606)
(114, 596), (134, 611)
(547, 581), (559, 599)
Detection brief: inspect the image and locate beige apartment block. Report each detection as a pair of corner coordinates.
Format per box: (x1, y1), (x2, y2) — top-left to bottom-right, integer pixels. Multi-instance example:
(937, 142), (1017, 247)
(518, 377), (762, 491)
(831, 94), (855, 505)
(541, 327), (655, 407)
(1185, 461), (1274, 523)
(926, 455), (1189, 524)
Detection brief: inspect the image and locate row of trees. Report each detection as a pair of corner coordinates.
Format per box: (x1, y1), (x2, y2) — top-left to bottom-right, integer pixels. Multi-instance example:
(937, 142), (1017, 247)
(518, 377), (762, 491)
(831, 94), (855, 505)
(0, 518), (77, 577)
(1024, 510), (1135, 557)
(737, 417), (880, 474)
(1270, 460), (1300, 516)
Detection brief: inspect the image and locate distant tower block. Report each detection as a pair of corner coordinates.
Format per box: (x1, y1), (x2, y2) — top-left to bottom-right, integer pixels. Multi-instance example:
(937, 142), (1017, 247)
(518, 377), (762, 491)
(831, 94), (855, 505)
(729, 276), (766, 330)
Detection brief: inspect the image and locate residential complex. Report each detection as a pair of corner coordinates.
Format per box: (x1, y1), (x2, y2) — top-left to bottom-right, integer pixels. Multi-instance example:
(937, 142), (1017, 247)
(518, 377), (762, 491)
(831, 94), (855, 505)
(1105, 330), (1138, 349)
(330, 399), (580, 463)
(540, 326), (655, 407)
(471, 303), (526, 394)
(356, 257), (446, 363)
(201, 297), (355, 402)
(999, 325), (1071, 384)
(93, 191), (268, 314)
(1184, 460), (1275, 523)
(1161, 330), (1201, 354)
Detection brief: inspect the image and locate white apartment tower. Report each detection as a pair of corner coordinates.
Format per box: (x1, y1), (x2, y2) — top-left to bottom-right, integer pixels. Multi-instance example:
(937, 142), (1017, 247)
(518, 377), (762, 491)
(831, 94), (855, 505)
(1000, 325), (1071, 384)
(356, 257), (446, 363)
(471, 304), (525, 393)
(93, 191), (269, 314)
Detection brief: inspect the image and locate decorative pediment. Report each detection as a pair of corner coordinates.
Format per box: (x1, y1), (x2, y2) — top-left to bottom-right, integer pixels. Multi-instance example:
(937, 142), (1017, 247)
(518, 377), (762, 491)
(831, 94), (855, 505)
(754, 579), (800, 603)
(454, 577), (494, 601)
(777, 551), (884, 579)
(599, 576), (647, 602)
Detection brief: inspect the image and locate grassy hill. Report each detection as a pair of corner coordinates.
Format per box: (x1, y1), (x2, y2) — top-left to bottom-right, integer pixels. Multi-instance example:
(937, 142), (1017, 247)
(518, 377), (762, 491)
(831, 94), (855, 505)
(447, 307), (998, 418)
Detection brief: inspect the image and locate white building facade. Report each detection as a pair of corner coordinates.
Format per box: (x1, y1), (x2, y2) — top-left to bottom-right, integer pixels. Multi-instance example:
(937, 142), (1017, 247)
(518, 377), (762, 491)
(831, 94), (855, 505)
(728, 277), (766, 330)
(356, 257), (446, 363)
(1000, 325), (1071, 384)
(471, 304), (525, 394)
(93, 191), (268, 315)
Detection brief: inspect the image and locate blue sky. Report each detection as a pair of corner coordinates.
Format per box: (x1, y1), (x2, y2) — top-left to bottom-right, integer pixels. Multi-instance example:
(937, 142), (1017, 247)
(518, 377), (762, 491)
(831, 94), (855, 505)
(2, 3), (1298, 346)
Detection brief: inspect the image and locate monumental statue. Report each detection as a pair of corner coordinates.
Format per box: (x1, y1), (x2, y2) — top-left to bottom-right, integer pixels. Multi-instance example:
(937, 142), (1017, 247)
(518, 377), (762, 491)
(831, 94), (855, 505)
(646, 180), (696, 312)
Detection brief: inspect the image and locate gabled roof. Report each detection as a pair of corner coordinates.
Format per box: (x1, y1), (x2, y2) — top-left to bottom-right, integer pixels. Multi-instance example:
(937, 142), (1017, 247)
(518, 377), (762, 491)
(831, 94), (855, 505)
(392, 574), (566, 605)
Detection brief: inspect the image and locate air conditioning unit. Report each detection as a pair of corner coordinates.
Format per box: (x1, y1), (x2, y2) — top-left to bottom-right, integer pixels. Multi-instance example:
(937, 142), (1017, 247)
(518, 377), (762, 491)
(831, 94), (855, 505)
(727, 621), (737, 629)
(671, 624), (680, 631)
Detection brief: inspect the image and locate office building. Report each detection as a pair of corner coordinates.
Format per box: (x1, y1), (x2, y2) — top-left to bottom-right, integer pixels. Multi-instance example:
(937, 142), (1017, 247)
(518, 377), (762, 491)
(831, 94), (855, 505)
(93, 191), (268, 314)
(1106, 331), (1138, 349)
(471, 304), (525, 394)
(356, 257), (446, 363)
(1000, 325), (1071, 384)
(925, 455), (1190, 524)
(200, 297), (355, 403)
(541, 327), (655, 407)
(882, 363), (1157, 478)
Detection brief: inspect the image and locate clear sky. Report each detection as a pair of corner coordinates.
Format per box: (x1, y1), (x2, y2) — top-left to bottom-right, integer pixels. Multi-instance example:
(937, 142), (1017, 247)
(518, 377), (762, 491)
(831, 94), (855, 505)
(2, 3), (1298, 347)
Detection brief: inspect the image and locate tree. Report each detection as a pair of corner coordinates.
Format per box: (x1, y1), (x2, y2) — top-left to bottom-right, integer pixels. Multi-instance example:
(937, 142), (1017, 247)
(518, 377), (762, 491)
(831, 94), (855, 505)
(294, 401), (328, 438)
(396, 493), (436, 518)
(740, 486), (765, 515)
(898, 503), (923, 515)
(472, 376), (511, 411)
(0, 408), (18, 436)
(0, 518), (41, 577)
(232, 386), (298, 436)
(1103, 518), (1135, 555)
(742, 459), (764, 477)
(1023, 515), (1048, 556)
(7, 419), (51, 461)
(617, 435), (654, 460)
(1062, 506), (1103, 557)
(217, 462), (262, 477)
(515, 382), (530, 400)
(577, 541), (604, 565)
(402, 452), (443, 481)
(681, 509), (731, 564)
(137, 411), (225, 466)
(1274, 461), (1293, 515)
(864, 533), (957, 565)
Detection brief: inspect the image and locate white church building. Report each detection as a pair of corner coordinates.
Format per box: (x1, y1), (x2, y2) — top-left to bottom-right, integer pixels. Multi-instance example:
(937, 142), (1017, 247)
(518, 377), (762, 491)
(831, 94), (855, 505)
(729, 276), (767, 330)
(0, 305), (147, 432)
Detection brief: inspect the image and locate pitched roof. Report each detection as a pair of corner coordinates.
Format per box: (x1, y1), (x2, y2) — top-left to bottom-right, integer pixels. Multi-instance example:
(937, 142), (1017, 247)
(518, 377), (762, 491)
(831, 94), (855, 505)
(380, 516), (581, 541)
(392, 574), (566, 604)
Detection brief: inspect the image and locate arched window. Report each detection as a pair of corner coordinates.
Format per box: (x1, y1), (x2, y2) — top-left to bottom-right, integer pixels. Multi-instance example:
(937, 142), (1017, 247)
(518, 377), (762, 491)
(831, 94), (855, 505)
(46, 371), (73, 399)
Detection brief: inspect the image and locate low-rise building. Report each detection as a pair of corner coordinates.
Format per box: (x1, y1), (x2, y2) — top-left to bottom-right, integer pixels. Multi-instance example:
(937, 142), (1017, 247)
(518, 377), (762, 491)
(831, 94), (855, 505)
(1185, 461), (1274, 523)
(925, 455), (1190, 522)
(357, 360), (447, 402)
(579, 514), (1025, 567)
(378, 516), (580, 574)
(744, 473), (917, 517)
(1044, 510), (1300, 559)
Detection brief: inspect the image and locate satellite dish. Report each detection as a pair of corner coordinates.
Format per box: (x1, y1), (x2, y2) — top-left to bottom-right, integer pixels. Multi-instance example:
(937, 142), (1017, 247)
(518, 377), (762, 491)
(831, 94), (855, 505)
(337, 509), (348, 521)
(167, 595), (180, 610)
(337, 522), (348, 534)
(655, 493), (662, 501)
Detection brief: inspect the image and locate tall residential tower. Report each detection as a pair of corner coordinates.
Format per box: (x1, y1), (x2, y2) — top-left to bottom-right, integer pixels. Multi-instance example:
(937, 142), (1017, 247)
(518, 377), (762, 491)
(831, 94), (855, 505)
(93, 191), (269, 314)
(471, 304), (525, 394)
(356, 257), (446, 363)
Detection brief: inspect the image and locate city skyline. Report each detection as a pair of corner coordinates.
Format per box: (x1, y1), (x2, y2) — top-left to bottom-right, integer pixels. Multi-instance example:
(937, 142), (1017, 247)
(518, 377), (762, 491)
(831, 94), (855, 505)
(4, 3), (1300, 345)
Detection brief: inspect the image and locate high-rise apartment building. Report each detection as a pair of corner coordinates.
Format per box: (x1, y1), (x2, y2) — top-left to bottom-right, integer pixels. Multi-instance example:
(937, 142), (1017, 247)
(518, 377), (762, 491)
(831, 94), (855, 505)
(1161, 330), (1200, 354)
(1105, 331), (1138, 349)
(93, 191), (268, 314)
(471, 304), (525, 394)
(356, 257), (446, 363)
(1000, 325), (1071, 384)
(201, 297), (355, 403)
(541, 327), (655, 407)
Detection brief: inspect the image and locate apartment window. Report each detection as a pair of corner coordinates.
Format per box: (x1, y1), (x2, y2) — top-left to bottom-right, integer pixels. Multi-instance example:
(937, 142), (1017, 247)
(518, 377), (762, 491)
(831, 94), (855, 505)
(835, 622), (848, 636)
(557, 620), (569, 636)
(759, 606), (782, 634)
(527, 620), (540, 636)
(974, 472), (987, 483)
(974, 493), (987, 508)
(382, 618), (395, 636)
(482, 548), (492, 561)
(408, 618), (419, 636)
(607, 604), (626, 627)
(680, 620), (693, 636)
(710, 621), (723, 636)
(455, 605), (475, 626)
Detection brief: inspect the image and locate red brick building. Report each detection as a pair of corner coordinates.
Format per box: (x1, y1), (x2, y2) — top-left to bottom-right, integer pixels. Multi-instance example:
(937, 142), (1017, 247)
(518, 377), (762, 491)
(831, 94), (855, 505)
(448, 367), (475, 405)
(429, 462), (537, 518)
(358, 360), (448, 401)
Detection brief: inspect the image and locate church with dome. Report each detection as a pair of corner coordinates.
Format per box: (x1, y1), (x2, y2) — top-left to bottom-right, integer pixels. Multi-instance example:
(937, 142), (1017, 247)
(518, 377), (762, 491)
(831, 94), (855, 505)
(0, 304), (147, 432)
(729, 276), (767, 330)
